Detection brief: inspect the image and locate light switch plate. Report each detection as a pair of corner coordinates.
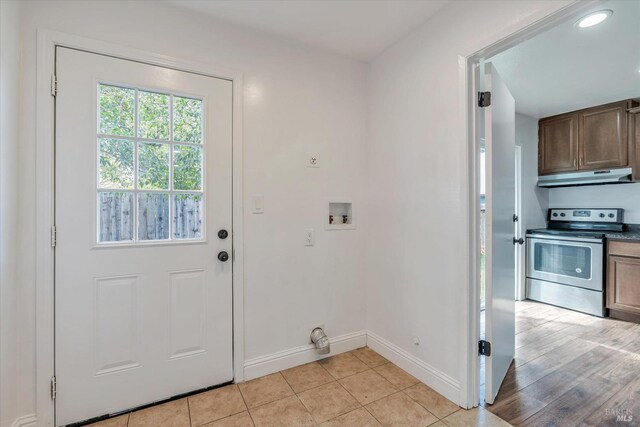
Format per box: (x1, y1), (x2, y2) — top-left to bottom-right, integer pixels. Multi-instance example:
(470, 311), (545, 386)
(252, 195), (264, 214)
(307, 153), (320, 168)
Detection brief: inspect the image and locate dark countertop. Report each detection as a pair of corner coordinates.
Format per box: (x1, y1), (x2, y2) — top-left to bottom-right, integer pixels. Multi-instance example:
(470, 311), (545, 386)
(606, 224), (640, 242)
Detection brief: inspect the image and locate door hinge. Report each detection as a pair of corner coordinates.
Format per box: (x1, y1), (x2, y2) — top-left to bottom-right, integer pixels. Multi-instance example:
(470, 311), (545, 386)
(478, 91), (491, 107)
(50, 376), (57, 400)
(51, 74), (57, 97)
(51, 225), (57, 248)
(479, 340), (491, 356)
(513, 214), (519, 222)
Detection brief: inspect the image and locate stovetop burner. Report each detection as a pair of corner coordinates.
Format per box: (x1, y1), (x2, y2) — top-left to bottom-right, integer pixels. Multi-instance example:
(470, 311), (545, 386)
(526, 208), (625, 240)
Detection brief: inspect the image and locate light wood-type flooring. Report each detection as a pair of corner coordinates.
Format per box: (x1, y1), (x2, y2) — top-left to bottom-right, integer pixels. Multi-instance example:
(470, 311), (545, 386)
(486, 300), (640, 426)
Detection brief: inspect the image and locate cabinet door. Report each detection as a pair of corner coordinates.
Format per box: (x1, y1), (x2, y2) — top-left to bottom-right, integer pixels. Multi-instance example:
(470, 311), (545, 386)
(607, 255), (640, 315)
(579, 101), (628, 170)
(538, 113), (578, 175)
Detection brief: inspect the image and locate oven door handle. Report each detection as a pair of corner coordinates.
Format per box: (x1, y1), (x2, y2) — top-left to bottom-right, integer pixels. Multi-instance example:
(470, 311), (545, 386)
(513, 237), (524, 245)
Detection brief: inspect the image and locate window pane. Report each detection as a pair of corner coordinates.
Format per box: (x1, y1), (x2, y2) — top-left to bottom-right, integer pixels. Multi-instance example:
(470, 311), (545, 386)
(99, 138), (134, 189)
(138, 193), (169, 240)
(138, 91), (169, 140)
(173, 96), (202, 144)
(173, 145), (202, 190)
(99, 85), (135, 136)
(173, 194), (203, 239)
(138, 142), (169, 190)
(98, 192), (134, 242)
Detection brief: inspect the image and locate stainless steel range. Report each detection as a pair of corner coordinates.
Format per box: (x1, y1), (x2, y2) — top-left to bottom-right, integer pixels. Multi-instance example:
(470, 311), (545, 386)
(526, 208), (624, 317)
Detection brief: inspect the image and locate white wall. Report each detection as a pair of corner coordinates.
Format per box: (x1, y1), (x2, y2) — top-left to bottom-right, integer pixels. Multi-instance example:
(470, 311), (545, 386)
(365, 0), (570, 403)
(550, 184), (640, 224)
(1, 1), (23, 425)
(11, 0), (367, 421)
(516, 113), (548, 231)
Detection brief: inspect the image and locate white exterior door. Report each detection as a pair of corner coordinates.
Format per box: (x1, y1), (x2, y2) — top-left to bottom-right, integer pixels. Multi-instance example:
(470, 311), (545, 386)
(55, 47), (233, 425)
(483, 62), (516, 405)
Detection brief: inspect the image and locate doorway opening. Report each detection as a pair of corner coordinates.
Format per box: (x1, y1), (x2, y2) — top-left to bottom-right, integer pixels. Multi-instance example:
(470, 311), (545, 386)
(471, 0), (640, 423)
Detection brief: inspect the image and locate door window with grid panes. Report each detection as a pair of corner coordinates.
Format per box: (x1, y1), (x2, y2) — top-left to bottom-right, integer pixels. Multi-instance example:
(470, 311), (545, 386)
(97, 84), (204, 243)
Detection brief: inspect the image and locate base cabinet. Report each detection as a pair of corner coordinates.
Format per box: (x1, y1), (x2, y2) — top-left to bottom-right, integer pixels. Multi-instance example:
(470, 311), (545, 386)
(607, 241), (640, 321)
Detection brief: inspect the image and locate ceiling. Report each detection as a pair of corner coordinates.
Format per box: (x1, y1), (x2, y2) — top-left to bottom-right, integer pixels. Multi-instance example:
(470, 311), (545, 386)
(165, 0), (449, 61)
(490, 0), (640, 118)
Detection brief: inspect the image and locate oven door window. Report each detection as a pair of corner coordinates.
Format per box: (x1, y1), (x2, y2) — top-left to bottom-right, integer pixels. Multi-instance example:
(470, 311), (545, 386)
(533, 241), (591, 280)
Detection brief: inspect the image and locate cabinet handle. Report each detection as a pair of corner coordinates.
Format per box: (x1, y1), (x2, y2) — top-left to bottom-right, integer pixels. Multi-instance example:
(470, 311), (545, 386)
(573, 159), (577, 168)
(579, 156), (583, 166)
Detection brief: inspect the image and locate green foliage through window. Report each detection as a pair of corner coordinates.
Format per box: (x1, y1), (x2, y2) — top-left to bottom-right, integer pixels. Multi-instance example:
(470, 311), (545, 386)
(97, 84), (204, 242)
(173, 145), (202, 191)
(138, 91), (170, 140)
(174, 96), (202, 144)
(99, 85), (135, 136)
(138, 143), (169, 190)
(99, 138), (134, 189)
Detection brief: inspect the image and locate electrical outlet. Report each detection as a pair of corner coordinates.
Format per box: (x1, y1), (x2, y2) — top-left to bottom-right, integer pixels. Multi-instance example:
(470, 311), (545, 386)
(304, 228), (315, 246)
(307, 153), (320, 168)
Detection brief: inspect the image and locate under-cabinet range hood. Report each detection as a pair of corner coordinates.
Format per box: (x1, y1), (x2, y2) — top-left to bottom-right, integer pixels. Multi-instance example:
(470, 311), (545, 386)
(538, 167), (633, 187)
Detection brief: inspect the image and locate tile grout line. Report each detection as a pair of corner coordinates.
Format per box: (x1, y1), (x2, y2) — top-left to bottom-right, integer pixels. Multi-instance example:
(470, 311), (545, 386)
(362, 402), (382, 425)
(235, 383), (257, 427)
(186, 396), (194, 427)
(291, 372), (365, 424)
(277, 368), (322, 425)
(398, 388), (441, 421)
(101, 348), (459, 427)
(291, 393), (319, 426)
(276, 369), (298, 394)
(350, 348), (389, 368)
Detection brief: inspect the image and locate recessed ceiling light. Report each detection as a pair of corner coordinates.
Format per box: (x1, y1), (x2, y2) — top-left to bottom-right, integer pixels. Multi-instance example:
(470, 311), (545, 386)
(576, 10), (613, 28)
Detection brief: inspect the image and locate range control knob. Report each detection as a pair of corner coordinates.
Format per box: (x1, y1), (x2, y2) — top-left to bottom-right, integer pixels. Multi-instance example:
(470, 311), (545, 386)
(599, 213), (605, 218)
(552, 213), (558, 217)
(609, 213), (615, 218)
(560, 213), (566, 217)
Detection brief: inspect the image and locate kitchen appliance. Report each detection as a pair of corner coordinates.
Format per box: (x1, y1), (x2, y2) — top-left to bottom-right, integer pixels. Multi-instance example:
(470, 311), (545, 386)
(526, 208), (624, 317)
(537, 168), (633, 187)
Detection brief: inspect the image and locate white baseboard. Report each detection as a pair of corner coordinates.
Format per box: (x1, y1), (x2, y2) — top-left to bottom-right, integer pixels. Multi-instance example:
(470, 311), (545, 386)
(243, 330), (367, 381)
(366, 331), (461, 405)
(10, 415), (36, 427)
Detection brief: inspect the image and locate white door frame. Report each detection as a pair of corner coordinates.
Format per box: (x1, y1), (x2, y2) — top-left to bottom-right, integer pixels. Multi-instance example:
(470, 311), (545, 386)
(35, 29), (245, 426)
(515, 145), (525, 301)
(463, 1), (602, 408)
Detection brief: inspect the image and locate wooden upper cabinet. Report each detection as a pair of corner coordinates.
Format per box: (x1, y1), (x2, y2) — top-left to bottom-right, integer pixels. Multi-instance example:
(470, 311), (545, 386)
(579, 101), (628, 171)
(538, 99), (639, 176)
(538, 113), (578, 175)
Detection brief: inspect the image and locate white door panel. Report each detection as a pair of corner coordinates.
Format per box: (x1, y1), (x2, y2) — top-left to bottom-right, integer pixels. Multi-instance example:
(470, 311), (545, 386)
(483, 62), (516, 405)
(55, 47), (233, 425)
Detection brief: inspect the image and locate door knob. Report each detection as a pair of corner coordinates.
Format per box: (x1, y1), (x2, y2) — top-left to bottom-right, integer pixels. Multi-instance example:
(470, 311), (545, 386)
(218, 251), (229, 262)
(218, 229), (229, 239)
(513, 237), (524, 245)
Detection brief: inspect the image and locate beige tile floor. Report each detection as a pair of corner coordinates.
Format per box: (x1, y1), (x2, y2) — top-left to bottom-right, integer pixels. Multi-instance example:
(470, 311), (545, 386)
(87, 347), (510, 427)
